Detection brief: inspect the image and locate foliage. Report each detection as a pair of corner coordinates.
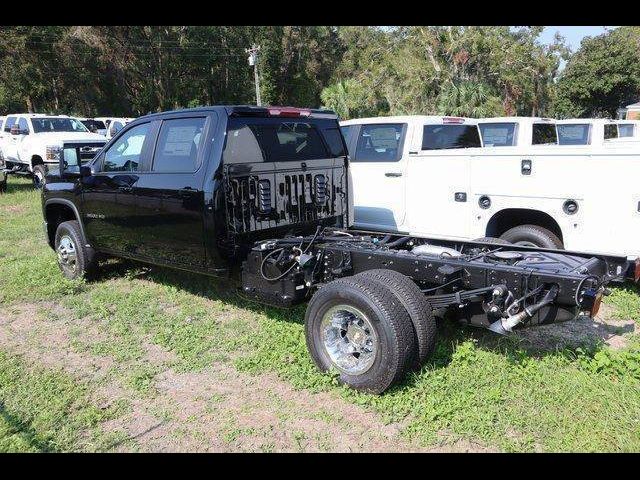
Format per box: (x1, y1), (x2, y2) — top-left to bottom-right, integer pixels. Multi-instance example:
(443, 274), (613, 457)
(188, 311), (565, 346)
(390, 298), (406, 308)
(553, 27), (640, 118)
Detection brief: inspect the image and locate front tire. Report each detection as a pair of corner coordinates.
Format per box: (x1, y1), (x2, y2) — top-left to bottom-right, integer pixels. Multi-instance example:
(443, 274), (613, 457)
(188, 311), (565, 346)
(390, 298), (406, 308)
(32, 164), (47, 189)
(499, 225), (563, 249)
(305, 276), (416, 394)
(54, 220), (97, 280)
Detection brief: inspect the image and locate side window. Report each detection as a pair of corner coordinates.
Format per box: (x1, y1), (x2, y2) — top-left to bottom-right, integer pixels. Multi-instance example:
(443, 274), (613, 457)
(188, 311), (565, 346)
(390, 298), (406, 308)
(422, 124), (481, 150)
(557, 124), (590, 145)
(618, 124), (635, 138)
(0, 120), (3, 130)
(532, 124), (558, 145)
(18, 117), (29, 134)
(604, 124), (618, 140)
(152, 117), (205, 172)
(103, 123), (149, 172)
(353, 123), (405, 162)
(4, 116), (16, 133)
(478, 123), (517, 147)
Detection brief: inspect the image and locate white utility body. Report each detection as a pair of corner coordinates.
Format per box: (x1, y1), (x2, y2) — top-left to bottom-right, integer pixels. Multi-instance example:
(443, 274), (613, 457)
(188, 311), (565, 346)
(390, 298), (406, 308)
(341, 115), (640, 260)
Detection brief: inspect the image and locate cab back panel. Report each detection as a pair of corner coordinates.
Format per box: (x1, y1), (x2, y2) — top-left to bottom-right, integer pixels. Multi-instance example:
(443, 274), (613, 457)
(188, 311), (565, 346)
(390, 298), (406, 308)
(224, 158), (347, 238)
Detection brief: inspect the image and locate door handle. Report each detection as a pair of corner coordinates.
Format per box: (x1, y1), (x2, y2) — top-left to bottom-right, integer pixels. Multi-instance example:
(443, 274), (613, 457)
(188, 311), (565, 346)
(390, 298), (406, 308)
(385, 172), (402, 177)
(521, 159), (532, 175)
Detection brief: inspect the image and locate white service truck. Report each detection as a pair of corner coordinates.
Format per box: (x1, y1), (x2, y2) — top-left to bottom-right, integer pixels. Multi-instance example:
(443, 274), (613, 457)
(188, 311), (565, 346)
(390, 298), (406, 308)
(0, 114), (107, 188)
(341, 115), (640, 260)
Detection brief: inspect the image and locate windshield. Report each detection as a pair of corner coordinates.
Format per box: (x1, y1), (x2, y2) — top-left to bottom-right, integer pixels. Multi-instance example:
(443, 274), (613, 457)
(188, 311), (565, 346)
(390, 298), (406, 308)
(31, 117), (89, 134)
(557, 124), (591, 145)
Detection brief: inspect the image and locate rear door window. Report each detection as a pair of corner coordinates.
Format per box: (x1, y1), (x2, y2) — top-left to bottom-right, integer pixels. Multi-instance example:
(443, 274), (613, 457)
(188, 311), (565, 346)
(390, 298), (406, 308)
(152, 117), (206, 173)
(422, 124), (481, 150)
(353, 123), (405, 162)
(557, 124), (590, 145)
(223, 117), (344, 164)
(532, 123), (557, 145)
(478, 123), (517, 146)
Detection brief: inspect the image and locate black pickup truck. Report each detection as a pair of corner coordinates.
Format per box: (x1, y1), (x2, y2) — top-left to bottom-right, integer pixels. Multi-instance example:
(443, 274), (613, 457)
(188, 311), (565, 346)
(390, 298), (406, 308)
(42, 105), (639, 394)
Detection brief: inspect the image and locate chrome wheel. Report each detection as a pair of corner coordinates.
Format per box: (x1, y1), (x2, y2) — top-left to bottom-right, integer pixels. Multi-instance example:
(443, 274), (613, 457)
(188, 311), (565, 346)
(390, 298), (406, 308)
(57, 235), (77, 274)
(320, 305), (378, 375)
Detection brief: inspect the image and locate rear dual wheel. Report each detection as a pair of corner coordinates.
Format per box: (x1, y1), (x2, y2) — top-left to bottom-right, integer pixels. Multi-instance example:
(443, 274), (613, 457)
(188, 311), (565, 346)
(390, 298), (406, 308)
(305, 271), (435, 394)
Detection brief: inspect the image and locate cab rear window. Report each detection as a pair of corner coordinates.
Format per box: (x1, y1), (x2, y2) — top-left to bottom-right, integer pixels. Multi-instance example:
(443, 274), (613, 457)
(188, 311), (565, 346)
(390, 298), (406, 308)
(422, 124), (481, 150)
(223, 117), (345, 164)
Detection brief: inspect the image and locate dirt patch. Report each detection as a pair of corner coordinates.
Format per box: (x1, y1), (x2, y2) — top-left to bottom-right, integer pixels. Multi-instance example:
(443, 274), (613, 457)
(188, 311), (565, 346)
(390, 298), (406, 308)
(1, 204), (27, 215)
(0, 301), (494, 452)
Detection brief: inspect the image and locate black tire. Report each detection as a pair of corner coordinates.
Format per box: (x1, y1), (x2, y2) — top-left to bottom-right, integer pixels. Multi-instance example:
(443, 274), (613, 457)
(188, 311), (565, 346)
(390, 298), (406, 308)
(54, 220), (98, 280)
(0, 179), (6, 194)
(499, 225), (563, 249)
(473, 237), (513, 246)
(355, 269), (436, 370)
(305, 276), (416, 394)
(32, 164), (47, 189)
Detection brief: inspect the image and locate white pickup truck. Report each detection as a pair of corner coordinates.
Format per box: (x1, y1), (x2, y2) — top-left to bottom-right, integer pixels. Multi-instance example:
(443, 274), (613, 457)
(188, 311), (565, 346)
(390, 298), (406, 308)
(341, 115), (640, 260)
(0, 114), (107, 188)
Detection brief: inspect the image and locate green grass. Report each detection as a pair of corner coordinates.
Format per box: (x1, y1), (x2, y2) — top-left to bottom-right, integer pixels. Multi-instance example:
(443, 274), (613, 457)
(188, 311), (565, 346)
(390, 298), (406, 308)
(1, 176), (640, 452)
(0, 350), (124, 452)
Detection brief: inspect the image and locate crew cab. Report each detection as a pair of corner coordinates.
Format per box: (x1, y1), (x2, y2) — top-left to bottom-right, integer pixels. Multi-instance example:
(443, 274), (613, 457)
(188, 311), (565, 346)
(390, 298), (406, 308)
(42, 106), (635, 394)
(342, 115), (640, 260)
(0, 114), (107, 188)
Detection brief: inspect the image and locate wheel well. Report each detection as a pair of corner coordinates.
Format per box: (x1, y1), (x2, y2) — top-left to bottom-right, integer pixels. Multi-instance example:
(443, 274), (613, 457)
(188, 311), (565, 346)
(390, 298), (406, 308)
(45, 203), (78, 248)
(31, 155), (44, 169)
(485, 208), (563, 242)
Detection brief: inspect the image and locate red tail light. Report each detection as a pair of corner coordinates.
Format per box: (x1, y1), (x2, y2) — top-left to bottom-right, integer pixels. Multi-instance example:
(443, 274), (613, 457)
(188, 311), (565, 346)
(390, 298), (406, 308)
(267, 107), (311, 118)
(634, 258), (640, 282)
(442, 117), (465, 124)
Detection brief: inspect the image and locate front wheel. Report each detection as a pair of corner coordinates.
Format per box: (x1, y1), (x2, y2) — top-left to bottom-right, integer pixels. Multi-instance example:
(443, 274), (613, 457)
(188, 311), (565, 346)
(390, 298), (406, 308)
(32, 164), (47, 189)
(305, 276), (416, 394)
(54, 220), (97, 280)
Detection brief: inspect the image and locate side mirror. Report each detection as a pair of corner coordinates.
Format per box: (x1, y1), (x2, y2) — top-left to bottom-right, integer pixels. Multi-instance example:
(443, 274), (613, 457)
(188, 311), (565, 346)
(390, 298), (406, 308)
(59, 147), (83, 178)
(10, 125), (20, 135)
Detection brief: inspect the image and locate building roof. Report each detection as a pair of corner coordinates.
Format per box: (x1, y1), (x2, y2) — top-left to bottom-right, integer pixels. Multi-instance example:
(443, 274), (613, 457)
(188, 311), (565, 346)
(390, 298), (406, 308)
(625, 101), (640, 109)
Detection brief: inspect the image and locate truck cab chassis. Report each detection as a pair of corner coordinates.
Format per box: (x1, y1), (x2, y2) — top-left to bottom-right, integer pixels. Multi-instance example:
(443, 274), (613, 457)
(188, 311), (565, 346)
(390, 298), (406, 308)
(42, 106), (638, 394)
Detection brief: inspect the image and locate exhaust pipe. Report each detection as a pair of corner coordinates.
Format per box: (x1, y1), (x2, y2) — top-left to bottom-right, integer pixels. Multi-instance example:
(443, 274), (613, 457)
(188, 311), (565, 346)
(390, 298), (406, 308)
(488, 285), (559, 335)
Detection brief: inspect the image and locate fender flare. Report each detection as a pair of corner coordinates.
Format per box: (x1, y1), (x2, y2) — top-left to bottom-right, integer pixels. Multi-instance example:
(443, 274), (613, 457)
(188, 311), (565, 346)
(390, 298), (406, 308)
(44, 198), (89, 246)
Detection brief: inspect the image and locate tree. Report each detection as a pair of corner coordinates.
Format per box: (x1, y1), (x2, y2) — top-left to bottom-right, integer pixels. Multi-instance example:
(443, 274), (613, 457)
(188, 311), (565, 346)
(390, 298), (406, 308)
(552, 27), (640, 118)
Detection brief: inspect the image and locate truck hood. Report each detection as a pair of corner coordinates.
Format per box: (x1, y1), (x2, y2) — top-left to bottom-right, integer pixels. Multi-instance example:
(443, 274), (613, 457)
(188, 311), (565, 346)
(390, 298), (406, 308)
(35, 132), (107, 144)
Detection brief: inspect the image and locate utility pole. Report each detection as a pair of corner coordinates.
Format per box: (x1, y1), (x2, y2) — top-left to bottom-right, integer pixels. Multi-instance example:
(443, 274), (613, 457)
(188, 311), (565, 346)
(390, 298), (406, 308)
(246, 45), (262, 106)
